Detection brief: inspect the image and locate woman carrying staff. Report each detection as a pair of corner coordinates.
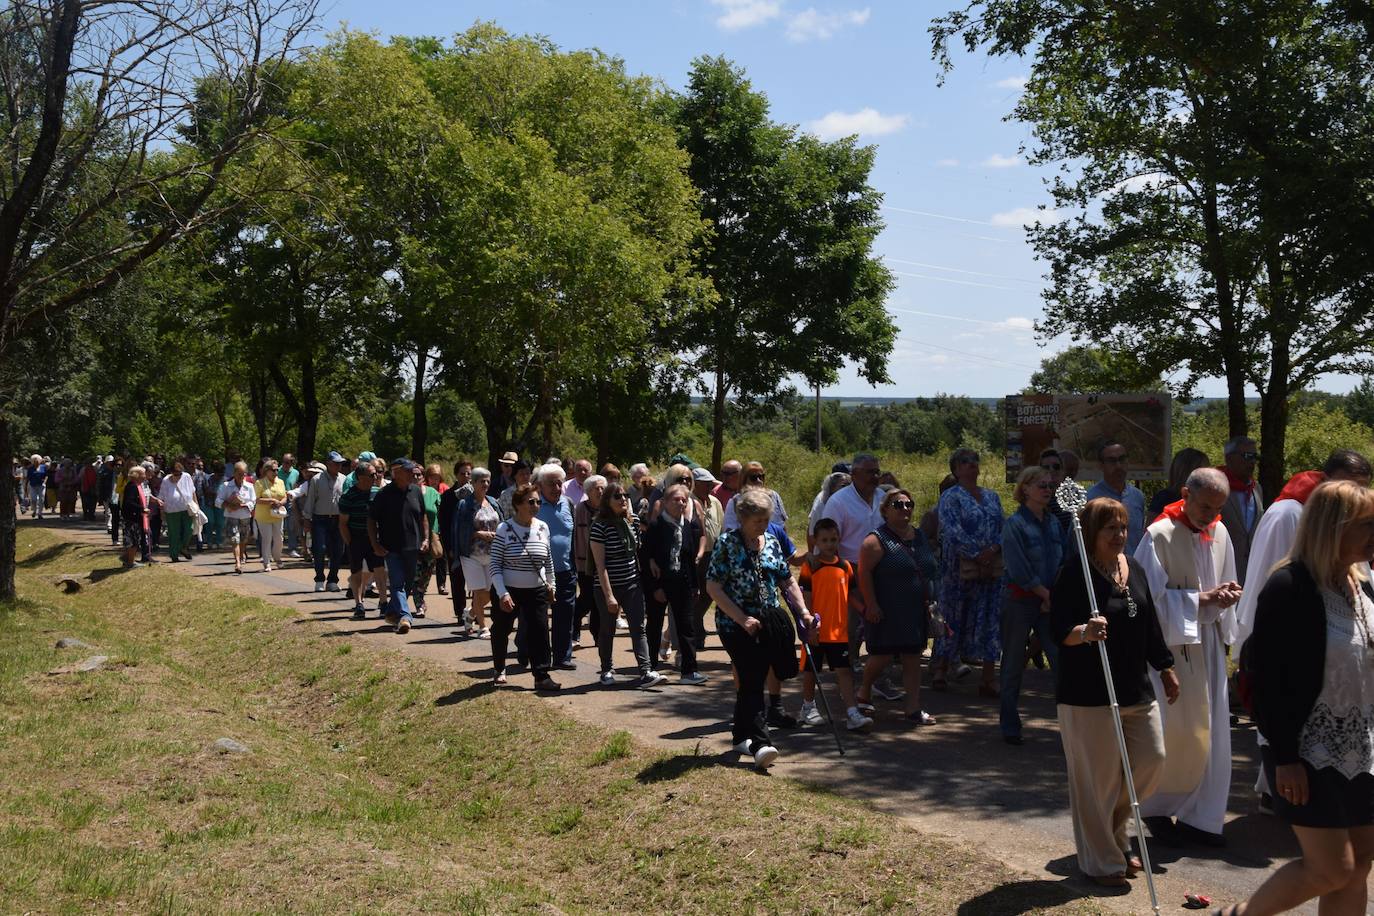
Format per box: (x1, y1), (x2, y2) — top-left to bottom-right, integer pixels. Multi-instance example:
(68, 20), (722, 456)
(1227, 481), (1374, 916)
(706, 487), (812, 771)
(1052, 497), (1178, 889)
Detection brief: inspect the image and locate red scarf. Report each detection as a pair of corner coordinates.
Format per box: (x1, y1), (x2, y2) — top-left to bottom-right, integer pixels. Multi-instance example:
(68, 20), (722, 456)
(1155, 499), (1220, 543)
(1217, 465), (1256, 497)
(1275, 470), (1324, 505)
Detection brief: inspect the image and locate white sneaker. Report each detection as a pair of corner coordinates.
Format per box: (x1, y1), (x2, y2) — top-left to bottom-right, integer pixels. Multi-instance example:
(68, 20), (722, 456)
(846, 709), (874, 731)
(314, 582), (325, 592)
(752, 744), (779, 769)
(289, 550), (302, 559)
(616, 617), (629, 630)
(679, 671), (708, 685)
(476, 627), (491, 639)
(599, 670), (616, 686)
(799, 702), (824, 726)
(639, 671), (667, 688)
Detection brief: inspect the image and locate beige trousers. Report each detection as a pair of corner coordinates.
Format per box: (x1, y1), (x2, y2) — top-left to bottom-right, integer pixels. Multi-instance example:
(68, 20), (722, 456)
(1058, 700), (1166, 877)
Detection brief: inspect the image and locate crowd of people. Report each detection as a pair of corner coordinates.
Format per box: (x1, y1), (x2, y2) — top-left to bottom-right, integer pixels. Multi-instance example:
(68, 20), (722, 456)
(14, 438), (1374, 913)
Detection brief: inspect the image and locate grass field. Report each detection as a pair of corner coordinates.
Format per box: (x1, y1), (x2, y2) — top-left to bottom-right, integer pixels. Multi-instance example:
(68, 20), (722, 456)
(0, 528), (1104, 915)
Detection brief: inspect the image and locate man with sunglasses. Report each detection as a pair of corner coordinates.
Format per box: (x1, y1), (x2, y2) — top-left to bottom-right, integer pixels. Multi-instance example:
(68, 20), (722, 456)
(822, 453), (888, 679)
(712, 460), (743, 506)
(1217, 437), (1266, 585)
(1085, 441), (1147, 553)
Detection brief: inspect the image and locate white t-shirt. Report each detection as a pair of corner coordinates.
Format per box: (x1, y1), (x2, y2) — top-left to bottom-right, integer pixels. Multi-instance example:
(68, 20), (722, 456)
(820, 484), (884, 564)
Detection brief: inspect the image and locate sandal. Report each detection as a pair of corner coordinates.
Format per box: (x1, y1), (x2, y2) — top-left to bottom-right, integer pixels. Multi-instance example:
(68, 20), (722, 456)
(1125, 856), (1143, 876)
(908, 710), (936, 726)
(492, 672), (507, 686)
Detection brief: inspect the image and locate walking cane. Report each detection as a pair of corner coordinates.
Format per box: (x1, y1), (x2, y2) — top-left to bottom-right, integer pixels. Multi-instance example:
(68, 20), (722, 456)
(802, 620), (846, 757)
(1056, 480), (1161, 915)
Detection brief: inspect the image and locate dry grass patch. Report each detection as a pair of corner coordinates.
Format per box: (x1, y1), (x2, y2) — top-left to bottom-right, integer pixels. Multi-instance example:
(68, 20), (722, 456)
(0, 529), (1105, 915)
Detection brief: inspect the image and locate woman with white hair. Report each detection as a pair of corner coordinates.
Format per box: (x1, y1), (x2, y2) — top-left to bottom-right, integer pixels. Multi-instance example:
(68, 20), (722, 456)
(216, 461), (257, 575)
(707, 487), (812, 770)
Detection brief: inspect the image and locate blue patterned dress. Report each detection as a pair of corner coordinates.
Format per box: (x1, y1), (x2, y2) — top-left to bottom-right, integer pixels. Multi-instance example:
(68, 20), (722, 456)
(934, 485), (1005, 664)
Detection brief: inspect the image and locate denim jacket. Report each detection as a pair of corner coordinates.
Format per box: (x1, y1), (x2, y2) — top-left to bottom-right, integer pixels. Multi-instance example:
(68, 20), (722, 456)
(1002, 505), (1065, 593)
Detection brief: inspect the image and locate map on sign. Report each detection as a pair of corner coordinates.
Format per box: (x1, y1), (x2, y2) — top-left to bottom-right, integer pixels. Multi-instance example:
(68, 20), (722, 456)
(1005, 393), (1172, 483)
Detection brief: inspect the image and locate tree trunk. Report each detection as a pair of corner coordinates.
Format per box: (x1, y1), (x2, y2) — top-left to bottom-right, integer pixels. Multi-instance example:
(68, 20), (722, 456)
(213, 393), (231, 457)
(711, 366), (727, 474)
(411, 346), (428, 463)
(299, 353), (318, 464)
(248, 374), (270, 459)
(596, 376), (611, 466)
(1201, 182), (1248, 438)
(0, 414), (15, 601)
(477, 401), (507, 473)
(1258, 384), (1290, 500)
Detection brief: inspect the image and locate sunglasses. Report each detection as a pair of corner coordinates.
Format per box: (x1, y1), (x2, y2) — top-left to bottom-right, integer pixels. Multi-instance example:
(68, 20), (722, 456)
(889, 500), (914, 510)
(1240, 451), (1260, 461)
(747, 474), (766, 482)
(525, 498), (540, 506)
(610, 493), (627, 501)
(858, 467), (881, 476)
(721, 469), (740, 477)
(1102, 455), (1128, 464)
(675, 476), (691, 484)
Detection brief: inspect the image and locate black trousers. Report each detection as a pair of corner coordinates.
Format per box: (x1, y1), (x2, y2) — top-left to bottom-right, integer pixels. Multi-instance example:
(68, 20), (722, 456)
(719, 624), (773, 748)
(575, 572), (596, 645)
(448, 560), (467, 620)
(491, 585), (550, 678)
(648, 573), (698, 676)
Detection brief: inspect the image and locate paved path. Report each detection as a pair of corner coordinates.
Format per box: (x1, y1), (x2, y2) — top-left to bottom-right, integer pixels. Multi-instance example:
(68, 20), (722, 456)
(39, 518), (1343, 914)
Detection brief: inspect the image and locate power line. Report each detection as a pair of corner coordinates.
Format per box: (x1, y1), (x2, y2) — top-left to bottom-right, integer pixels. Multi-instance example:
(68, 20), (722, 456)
(884, 257), (1040, 285)
(890, 269), (1022, 289)
(881, 204), (1006, 228)
(889, 306), (1037, 329)
(896, 336), (1040, 371)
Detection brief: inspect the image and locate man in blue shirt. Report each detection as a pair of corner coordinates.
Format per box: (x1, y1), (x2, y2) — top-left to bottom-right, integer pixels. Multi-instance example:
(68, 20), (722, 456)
(537, 463), (578, 669)
(1085, 441), (1147, 553)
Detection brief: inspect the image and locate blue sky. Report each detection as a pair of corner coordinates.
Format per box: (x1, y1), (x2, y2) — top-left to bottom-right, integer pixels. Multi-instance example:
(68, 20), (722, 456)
(320, 0), (1278, 399)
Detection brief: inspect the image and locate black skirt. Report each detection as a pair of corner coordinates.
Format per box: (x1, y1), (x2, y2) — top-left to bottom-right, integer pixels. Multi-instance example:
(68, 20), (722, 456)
(1262, 747), (1374, 828)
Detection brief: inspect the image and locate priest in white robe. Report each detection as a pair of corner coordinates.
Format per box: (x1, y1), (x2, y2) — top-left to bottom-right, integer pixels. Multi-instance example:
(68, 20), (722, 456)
(1133, 467), (1241, 846)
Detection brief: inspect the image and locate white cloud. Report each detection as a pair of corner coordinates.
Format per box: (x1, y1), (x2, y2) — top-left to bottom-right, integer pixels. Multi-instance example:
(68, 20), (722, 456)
(994, 75), (1028, 90)
(786, 7), (871, 41)
(990, 206), (1066, 228)
(710, 0), (781, 30)
(980, 152), (1023, 169)
(807, 107), (909, 140)
(935, 158), (960, 167)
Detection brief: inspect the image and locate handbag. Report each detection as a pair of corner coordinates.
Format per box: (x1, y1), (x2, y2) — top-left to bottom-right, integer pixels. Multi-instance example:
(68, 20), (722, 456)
(959, 554), (1005, 581)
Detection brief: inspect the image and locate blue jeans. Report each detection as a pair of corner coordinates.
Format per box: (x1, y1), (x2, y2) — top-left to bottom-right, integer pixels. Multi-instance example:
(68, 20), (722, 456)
(384, 549), (419, 621)
(312, 516), (343, 584)
(284, 513), (298, 551)
(999, 593), (1060, 738)
(550, 569), (577, 665)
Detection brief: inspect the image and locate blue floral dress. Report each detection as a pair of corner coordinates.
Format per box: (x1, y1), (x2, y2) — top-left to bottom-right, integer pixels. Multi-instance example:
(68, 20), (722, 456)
(707, 529), (792, 637)
(934, 485), (1005, 665)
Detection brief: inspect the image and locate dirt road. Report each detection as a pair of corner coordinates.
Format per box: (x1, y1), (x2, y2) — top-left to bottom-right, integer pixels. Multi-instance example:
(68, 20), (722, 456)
(46, 518), (1336, 914)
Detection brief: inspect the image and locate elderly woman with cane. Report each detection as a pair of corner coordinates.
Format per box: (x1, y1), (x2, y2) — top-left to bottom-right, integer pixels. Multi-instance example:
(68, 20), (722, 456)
(1225, 481), (1374, 916)
(706, 487), (812, 771)
(1052, 495), (1178, 894)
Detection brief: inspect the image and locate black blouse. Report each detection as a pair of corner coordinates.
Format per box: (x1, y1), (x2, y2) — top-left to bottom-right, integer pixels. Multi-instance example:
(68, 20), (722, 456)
(1051, 554), (1174, 707)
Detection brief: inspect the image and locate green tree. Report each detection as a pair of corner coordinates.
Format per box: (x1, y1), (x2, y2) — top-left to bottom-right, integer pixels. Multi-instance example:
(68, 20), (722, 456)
(665, 57), (897, 471)
(0, 0), (316, 599)
(1025, 345), (1166, 395)
(933, 0), (1374, 496)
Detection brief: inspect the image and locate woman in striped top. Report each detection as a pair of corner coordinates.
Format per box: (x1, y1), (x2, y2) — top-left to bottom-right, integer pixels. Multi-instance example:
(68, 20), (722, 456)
(591, 482), (665, 688)
(489, 483), (560, 691)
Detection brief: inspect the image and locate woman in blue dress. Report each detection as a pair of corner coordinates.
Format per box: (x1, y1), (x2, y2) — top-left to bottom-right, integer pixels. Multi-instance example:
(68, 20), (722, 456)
(934, 448), (1005, 695)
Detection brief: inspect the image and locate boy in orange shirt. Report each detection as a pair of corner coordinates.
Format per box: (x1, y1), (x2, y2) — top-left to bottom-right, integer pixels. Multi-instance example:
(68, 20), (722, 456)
(799, 518), (873, 731)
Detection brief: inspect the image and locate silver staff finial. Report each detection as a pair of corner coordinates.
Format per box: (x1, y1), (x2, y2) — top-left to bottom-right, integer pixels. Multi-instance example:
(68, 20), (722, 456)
(1056, 477), (1087, 514)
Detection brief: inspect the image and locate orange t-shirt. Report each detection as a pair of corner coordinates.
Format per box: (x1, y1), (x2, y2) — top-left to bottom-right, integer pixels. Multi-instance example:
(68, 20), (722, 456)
(799, 555), (853, 643)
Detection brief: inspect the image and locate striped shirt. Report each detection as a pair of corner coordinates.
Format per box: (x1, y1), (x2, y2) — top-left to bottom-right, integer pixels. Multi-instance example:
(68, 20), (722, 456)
(589, 516), (640, 590)
(489, 518), (555, 597)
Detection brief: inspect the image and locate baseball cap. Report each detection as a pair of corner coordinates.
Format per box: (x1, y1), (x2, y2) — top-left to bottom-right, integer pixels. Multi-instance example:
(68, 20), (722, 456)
(306, 461), (326, 473)
(668, 453), (702, 471)
(358, 450), (376, 462)
(832, 462), (852, 474)
(691, 467), (719, 484)
(327, 450), (345, 464)
(390, 457), (418, 472)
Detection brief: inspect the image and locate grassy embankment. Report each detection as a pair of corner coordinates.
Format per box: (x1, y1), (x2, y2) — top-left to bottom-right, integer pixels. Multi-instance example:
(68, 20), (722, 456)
(0, 528), (1102, 914)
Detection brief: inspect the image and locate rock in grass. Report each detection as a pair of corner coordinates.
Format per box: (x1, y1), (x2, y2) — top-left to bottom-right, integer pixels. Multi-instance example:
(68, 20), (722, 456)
(212, 737), (252, 755)
(47, 655), (109, 675)
(55, 637), (91, 649)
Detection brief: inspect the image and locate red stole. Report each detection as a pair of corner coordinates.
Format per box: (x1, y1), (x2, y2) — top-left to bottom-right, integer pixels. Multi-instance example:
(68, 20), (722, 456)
(1154, 499), (1220, 544)
(1217, 465), (1256, 497)
(1275, 470), (1323, 504)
